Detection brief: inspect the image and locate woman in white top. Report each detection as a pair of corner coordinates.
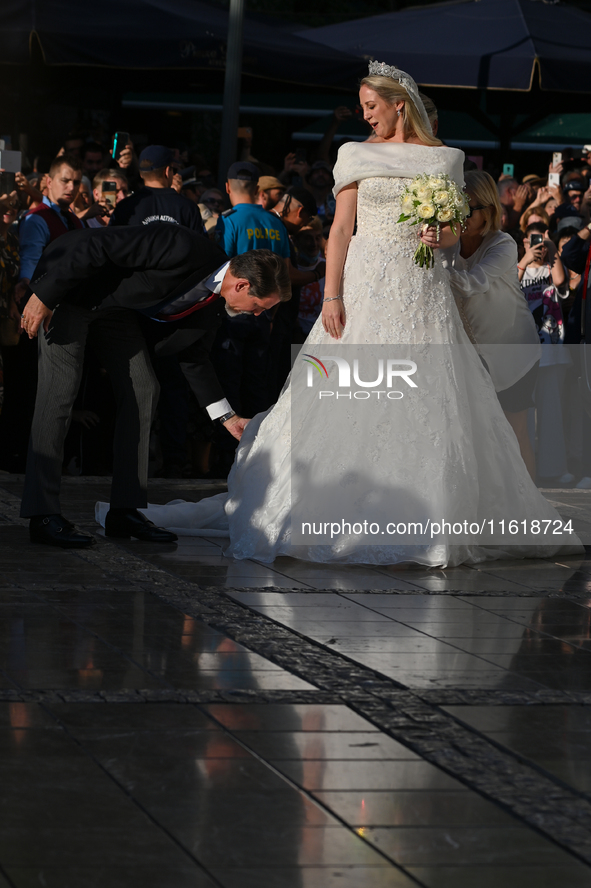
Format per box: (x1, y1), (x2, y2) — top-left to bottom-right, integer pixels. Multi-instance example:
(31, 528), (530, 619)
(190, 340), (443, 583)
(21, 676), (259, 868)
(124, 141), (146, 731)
(442, 170), (541, 479)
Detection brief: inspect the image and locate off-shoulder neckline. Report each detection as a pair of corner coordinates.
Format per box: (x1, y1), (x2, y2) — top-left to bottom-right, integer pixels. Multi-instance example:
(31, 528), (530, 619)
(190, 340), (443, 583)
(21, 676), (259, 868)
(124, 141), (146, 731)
(344, 141), (459, 152)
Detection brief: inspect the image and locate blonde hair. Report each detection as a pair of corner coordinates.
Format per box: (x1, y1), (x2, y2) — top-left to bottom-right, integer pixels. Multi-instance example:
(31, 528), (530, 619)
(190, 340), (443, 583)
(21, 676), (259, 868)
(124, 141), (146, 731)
(464, 170), (502, 235)
(92, 167), (128, 190)
(520, 206), (550, 233)
(419, 92), (438, 126)
(360, 74), (442, 147)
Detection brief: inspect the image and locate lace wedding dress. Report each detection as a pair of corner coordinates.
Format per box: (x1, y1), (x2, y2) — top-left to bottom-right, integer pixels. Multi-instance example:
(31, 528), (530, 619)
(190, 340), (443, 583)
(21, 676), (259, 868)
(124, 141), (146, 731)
(97, 141), (583, 567)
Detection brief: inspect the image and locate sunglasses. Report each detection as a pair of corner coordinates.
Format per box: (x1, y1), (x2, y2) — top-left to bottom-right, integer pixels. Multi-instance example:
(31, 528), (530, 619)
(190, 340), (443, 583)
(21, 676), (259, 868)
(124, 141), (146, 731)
(467, 204), (490, 217)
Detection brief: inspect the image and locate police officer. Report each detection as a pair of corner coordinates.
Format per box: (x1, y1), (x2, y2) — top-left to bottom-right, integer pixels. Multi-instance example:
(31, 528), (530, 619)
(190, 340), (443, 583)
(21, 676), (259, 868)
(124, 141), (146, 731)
(212, 162), (291, 475)
(215, 162), (291, 261)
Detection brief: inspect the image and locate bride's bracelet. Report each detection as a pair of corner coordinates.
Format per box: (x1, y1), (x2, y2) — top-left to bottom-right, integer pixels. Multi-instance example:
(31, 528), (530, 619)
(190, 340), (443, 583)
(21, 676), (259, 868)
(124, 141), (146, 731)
(322, 296), (342, 304)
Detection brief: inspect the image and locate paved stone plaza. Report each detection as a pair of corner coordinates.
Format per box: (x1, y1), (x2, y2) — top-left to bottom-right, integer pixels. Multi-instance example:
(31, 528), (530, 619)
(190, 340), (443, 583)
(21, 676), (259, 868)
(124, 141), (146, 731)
(1, 475), (591, 887)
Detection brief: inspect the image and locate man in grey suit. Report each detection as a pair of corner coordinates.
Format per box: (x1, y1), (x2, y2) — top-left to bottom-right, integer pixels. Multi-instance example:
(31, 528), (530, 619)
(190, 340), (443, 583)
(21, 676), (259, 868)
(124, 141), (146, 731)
(20, 225), (290, 548)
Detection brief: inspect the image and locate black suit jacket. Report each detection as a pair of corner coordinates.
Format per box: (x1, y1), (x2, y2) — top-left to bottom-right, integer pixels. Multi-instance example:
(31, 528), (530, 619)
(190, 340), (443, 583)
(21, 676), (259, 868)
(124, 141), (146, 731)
(31, 224), (230, 408)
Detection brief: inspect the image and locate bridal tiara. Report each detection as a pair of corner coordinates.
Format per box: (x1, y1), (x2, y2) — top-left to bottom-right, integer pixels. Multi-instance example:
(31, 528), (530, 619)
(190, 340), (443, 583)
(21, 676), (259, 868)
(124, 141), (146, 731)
(367, 60), (431, 130)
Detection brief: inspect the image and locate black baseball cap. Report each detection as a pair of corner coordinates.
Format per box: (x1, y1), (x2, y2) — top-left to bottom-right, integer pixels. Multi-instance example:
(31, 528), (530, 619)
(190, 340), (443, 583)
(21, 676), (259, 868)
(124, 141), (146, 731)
(564, 179), (585, 193)
(139, 145), (175, 172)
(227, 161), (260, 182)
(286, 186), (317, 219)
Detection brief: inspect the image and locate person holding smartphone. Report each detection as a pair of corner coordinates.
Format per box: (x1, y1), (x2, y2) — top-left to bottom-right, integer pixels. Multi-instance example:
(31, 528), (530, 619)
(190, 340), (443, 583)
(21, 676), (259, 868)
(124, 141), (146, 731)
(519, 221), (571, 484)
(85, 169), (129, 228)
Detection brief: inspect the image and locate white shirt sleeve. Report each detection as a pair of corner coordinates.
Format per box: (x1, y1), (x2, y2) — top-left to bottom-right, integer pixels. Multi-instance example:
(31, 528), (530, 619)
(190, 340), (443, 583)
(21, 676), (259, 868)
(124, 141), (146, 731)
(447, 235), (518, 298)
(206, 398), (233, 421)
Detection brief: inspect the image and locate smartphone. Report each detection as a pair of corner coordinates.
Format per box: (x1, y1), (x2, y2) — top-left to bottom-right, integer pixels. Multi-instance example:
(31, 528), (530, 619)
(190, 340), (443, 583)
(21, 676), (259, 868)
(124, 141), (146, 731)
(111, 132), (130, 161)
(237, 127), (252, 139)
(0, 149), (21, 173)
(553, 152), (562, 166)
(0, 171), (16, 195)
(294, 150), (307, 164)
(101, 180), (118, 208)
(502, 163), (514, 177)
(548, 172), (561, 187)
(530, 233), (544, 247)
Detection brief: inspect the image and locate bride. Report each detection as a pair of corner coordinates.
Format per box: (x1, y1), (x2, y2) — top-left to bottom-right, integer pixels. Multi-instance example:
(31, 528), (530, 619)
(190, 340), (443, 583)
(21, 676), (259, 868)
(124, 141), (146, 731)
(100, 62), (582, 567)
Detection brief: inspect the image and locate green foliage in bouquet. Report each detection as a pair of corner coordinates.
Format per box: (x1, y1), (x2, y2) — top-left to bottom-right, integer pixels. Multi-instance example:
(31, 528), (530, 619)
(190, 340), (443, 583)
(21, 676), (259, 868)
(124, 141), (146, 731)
(397, 174), (470, 269)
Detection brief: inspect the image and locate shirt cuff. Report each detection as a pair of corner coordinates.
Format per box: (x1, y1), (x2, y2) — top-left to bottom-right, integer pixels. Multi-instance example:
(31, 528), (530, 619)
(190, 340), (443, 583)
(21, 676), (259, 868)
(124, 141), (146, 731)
(206, 398), (232, 421)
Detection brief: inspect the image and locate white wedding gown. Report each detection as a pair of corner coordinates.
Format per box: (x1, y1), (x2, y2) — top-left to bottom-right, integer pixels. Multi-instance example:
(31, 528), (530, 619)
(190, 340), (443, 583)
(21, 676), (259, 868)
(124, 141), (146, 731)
(97, 142), (583, 567)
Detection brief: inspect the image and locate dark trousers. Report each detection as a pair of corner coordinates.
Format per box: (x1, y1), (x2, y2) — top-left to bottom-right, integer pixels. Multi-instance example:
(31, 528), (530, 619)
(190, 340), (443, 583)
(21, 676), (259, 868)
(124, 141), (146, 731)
(20, 304), (158, 518)
(152, 354), (190, 468)
(0, 335), (38, 473)
(210, 313), (273, 473)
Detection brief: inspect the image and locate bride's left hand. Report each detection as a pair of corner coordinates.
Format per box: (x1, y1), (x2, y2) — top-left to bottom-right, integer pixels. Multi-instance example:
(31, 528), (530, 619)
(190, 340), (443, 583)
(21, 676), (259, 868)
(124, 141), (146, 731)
(419, 223), (460, 250)
(322, 298), (346, 340)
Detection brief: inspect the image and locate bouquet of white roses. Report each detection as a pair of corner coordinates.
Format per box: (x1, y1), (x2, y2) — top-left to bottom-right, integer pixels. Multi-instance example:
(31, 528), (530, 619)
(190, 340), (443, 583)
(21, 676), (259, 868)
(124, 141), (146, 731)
(397, 173), (470, 269)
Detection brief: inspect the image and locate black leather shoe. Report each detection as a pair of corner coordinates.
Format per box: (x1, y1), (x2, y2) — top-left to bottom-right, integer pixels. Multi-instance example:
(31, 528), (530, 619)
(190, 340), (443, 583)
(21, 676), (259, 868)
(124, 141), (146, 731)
(104, 509), (178, 543)
(29, 514), (96, 548)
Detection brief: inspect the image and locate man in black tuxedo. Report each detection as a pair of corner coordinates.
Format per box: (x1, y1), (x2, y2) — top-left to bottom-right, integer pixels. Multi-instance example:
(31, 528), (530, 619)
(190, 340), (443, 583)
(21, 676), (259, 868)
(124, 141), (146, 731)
(20, 224), (290, 548)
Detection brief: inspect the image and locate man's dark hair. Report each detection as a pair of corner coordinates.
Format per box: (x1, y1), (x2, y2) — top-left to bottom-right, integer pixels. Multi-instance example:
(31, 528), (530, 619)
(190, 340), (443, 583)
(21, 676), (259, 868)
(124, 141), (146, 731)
(229, 250), (291, 302)
(525, 222), (546, 237)
(82, 142), (105, 158)
(278, 186), (317, 220)
(48, 153), (83, 177)
(552, 226), (579, 246)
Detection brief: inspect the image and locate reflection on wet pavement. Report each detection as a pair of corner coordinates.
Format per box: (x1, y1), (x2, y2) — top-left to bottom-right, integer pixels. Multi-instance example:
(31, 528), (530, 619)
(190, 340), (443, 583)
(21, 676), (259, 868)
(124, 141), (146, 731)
(227, 591), (591, 690)
(0, 476), (591, 886)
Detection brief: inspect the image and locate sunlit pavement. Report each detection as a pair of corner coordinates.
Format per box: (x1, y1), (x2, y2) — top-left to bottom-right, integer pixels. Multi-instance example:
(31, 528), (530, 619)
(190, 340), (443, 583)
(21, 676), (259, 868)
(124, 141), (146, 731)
(1, 476), (591, 887)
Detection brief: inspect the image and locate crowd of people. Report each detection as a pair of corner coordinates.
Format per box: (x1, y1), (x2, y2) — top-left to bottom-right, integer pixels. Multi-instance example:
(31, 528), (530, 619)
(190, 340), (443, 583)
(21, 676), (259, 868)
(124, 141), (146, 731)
(0, 101), (590, 488)
(491, 149), (591, 487)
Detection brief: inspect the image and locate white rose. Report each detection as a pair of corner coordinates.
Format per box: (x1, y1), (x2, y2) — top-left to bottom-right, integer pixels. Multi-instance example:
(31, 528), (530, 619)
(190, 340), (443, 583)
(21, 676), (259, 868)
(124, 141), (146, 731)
(434, 191), (449, 206)
(418, 203), (435, 219)
(402, 195), (415, 213)
(436, 207), (453, 222)
(416, 186), (433, 201)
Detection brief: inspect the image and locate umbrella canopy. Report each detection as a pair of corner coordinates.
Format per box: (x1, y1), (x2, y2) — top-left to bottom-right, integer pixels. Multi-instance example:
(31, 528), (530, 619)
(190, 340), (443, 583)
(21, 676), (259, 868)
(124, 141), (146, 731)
(295, 0), (591, 92)
(0, 0), (364, 88)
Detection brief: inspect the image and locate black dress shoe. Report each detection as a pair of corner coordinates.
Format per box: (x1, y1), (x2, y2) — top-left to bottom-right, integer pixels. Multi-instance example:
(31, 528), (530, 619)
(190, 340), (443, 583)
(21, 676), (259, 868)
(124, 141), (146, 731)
(29, 515), (96, 548)
(104, 508), (178, 542)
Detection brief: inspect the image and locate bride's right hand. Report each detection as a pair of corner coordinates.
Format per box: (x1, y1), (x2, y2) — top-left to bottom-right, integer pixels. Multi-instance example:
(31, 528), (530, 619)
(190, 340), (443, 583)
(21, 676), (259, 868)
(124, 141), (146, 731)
(322, 297), (346, 340)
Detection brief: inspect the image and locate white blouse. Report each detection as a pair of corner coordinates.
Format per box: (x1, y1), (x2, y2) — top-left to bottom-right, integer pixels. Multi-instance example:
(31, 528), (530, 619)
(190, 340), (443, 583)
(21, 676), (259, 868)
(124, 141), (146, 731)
(443, 230), (541, 392)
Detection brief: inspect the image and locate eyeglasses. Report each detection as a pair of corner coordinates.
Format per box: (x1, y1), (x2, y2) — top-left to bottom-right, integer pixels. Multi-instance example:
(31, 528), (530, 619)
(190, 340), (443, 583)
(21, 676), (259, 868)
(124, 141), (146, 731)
(467, 204), (490, 217)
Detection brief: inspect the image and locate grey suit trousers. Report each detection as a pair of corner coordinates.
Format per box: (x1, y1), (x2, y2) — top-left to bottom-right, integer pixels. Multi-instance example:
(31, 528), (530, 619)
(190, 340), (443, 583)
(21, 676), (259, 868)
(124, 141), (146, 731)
(20, 304), (159, 517)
